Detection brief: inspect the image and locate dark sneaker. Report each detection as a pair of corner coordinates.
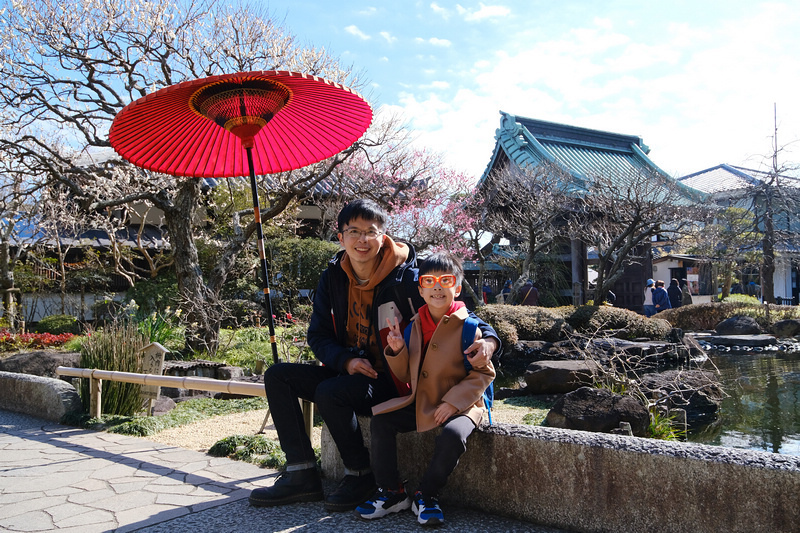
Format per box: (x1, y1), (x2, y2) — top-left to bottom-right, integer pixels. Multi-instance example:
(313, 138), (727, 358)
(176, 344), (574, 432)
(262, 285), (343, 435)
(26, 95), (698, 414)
(354, 487), (411, 520)
(412, 491), (444, 527)
(324, 473), (377, 512)
(249, 468), (323, 507)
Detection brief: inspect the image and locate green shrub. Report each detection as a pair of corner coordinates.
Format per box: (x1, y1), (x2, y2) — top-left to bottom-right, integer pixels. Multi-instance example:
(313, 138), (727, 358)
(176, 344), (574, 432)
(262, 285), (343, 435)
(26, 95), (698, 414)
(475, 304), (570, 344)
(79, 321), (149, 416)
(135, 307), (184, 350)
(566, 305), (671, 339)
(490, 318), (518, 347)
(721, 294), (761, 305)
(659, 301), (800, 331)
(124, 273), (180, 315)
(34, 314), (81, 335)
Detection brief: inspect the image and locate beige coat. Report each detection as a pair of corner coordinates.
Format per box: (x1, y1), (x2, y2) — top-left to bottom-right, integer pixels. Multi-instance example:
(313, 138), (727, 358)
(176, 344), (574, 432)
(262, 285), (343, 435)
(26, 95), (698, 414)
(372, 306), (496, 432)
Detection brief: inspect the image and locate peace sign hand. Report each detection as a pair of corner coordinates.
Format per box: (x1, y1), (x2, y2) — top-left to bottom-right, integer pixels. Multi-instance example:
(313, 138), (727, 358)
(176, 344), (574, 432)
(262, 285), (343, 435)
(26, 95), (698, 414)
(385, 317), (406, 355)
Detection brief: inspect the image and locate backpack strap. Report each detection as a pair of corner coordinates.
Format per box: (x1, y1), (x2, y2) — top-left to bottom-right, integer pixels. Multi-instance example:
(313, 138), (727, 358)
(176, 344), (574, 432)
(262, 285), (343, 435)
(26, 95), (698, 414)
(461, 317), (479, 370)
(461, 317), (493, 425)
(403, 322), (413, 351)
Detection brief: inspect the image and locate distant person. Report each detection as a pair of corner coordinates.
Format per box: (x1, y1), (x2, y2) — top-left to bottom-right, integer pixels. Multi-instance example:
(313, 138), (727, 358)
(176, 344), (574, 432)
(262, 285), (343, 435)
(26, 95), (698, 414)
(681, 279), (693, 306)
(355, 252), (496, 526)
(499, 280), (512, 304)
(643, 279), (656, 317)
(482, 283), (493, 304)
(746, 281), (761, 300)
(667, 278), (682, 309)
(653, 280), (671, 313)
(520, 280), (539, 306)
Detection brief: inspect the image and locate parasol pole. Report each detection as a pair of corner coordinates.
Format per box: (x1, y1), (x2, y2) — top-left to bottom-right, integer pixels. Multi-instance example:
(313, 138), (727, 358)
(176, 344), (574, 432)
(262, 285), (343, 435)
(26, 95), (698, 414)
(244, 142), (280, 364)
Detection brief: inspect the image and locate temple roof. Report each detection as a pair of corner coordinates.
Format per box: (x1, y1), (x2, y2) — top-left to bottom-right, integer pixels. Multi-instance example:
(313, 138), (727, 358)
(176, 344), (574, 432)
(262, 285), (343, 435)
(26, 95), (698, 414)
(678, 164), (800, 194)
(480, 112), (703, 200)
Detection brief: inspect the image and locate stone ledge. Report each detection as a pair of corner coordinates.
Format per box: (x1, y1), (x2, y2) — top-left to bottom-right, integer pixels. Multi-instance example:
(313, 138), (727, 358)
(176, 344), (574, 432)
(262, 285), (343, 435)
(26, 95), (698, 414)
(0, 371), (83, 422)
(322, 417), (800, 533)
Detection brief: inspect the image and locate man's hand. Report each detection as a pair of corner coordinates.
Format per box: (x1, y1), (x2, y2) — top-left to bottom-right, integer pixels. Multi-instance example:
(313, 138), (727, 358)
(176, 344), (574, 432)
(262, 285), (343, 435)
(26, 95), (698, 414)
(434, 402), (458, 426)
(345, 357), (378, 378)
(464, 337), (498, 369)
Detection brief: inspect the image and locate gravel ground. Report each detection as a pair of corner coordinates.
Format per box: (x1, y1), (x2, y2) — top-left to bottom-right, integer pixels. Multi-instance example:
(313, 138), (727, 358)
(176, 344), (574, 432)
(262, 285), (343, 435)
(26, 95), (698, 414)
(147, 403), (535, 452)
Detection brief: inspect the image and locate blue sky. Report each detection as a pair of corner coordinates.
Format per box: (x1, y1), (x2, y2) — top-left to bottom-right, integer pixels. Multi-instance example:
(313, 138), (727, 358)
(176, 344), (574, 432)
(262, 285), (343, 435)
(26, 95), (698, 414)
(266, 1), (800, 180)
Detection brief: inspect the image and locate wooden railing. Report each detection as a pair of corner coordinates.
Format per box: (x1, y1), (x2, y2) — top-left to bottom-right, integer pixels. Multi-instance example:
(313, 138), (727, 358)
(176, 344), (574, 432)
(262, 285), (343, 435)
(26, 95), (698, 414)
(57, 357), (314, 436)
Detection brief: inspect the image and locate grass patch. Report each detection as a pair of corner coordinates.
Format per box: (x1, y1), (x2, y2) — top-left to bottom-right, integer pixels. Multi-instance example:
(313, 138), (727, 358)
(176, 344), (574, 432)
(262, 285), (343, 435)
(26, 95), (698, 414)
(494, 396), (554, 426)
(648, 410), (686, 441)
(214, 325), (313, 373)
(208, 434), (287, 468)
(63, 397), (268, 437)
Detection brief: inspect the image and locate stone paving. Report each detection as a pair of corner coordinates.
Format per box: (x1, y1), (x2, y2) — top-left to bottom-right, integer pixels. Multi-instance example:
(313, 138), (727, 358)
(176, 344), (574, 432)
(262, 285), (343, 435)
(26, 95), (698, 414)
(0, 409), (568, 532)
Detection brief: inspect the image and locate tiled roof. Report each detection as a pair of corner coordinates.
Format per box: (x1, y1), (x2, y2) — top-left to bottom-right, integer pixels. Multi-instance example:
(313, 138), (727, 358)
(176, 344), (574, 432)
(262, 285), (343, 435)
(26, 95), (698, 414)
(481, 112), (703, 200)
(678, 164), (800, 194)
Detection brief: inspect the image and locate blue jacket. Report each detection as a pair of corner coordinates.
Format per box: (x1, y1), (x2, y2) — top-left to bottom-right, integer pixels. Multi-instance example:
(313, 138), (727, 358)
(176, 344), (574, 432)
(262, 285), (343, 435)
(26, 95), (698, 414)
(652, 287), (671, 311)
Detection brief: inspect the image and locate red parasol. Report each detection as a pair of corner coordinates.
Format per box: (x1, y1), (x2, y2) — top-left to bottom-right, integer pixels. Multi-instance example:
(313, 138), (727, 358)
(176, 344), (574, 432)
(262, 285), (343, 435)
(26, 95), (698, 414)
(110, 71), (372, 363)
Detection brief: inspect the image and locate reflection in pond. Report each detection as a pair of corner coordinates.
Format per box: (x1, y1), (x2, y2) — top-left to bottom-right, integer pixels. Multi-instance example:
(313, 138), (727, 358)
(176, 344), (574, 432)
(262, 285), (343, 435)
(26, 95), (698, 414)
(689, 350), (800, 456)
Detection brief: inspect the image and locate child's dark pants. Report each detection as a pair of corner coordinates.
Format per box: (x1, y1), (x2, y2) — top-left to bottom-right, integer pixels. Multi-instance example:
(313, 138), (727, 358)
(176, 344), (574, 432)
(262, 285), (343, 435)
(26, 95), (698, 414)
(370, 404), (476, 497)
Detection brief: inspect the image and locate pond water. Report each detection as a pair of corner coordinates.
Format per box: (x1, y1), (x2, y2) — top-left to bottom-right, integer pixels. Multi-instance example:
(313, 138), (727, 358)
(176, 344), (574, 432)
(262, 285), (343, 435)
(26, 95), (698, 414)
(688, 349), (800, 456)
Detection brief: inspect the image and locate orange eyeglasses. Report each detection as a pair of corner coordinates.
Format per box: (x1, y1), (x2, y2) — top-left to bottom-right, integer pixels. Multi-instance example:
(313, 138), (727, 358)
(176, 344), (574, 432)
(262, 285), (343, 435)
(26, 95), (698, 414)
(419, 274), (458, 289)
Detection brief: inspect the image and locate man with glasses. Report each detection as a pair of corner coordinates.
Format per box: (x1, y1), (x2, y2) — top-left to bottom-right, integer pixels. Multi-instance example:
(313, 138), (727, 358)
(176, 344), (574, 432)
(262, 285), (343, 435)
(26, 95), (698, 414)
(249, 199), (500, 512)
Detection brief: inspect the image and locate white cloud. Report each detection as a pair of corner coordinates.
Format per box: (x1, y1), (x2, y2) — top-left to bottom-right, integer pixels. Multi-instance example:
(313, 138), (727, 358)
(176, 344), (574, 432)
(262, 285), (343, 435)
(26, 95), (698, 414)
(380, 31), (396, 44)
(429, 37), (451, 47)
(415, 37), (451, 47)
(456, 2), (510, 22)
(430, 2), (449, 18)
(388, 4), (800, 179)
(345, 25), (370, 40)
(420, 81), (451, 90)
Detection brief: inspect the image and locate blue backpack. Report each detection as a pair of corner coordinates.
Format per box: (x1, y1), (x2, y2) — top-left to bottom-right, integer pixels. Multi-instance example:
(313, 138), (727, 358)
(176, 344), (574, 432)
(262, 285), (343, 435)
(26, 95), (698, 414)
(404, 316), (494, 425)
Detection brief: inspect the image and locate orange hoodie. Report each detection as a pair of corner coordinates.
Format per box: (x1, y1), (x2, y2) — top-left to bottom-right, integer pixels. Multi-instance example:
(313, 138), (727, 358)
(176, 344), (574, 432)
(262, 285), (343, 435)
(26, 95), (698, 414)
(340, 235), (409, 366)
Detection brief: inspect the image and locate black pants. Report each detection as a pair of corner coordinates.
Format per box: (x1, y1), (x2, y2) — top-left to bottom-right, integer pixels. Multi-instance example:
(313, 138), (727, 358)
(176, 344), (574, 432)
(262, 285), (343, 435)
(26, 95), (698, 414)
(264, 362), (398, 471)
(370, 404), (476, 497)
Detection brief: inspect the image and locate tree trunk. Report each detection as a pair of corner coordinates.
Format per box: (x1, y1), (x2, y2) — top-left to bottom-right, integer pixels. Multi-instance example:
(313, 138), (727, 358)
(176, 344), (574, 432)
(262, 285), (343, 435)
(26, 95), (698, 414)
(163, 180), (220, 354)
(762, 194), (775, 304)
(0, 236), (15, 330)
(721, 262), (733, 300)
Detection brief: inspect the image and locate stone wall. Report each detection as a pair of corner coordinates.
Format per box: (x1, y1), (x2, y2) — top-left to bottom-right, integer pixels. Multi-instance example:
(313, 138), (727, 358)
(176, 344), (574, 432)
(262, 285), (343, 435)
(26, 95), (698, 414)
(0, 371), (83, 422)
(322, 419), (800, 533)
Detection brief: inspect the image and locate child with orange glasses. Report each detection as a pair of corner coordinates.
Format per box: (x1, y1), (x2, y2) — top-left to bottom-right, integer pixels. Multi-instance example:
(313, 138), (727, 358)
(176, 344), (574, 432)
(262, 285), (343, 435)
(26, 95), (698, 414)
(355, 252), (498, 527)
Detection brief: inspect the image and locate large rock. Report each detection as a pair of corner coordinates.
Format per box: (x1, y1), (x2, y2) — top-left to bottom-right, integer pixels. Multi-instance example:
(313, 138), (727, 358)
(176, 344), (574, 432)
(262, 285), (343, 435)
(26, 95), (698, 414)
(703, 334), (777, 347)
(545, 386), (649, 436)
(639, 370), (724, 425)
(0, 370), (83, 421)
(0, 350), (81, 378)
(524, 360), (601, 394)
(715, 316), (761, 335)
(772, 319), (800, 338)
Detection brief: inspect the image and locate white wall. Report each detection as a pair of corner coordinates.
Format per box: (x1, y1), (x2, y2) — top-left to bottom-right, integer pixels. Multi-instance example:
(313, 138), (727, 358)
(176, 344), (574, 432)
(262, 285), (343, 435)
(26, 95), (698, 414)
(21, 292), (126, 324)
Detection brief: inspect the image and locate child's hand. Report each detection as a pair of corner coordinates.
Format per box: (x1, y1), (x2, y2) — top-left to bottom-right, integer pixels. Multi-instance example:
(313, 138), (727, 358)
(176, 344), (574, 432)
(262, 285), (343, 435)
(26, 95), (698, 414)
(385, 317), (405, 355)
(434, 402), (458, 425)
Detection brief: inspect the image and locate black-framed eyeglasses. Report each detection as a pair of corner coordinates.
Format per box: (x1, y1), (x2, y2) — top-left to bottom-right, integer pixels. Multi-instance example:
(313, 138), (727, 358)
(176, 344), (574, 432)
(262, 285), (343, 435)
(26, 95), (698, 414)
(342, 227), (383, 240)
